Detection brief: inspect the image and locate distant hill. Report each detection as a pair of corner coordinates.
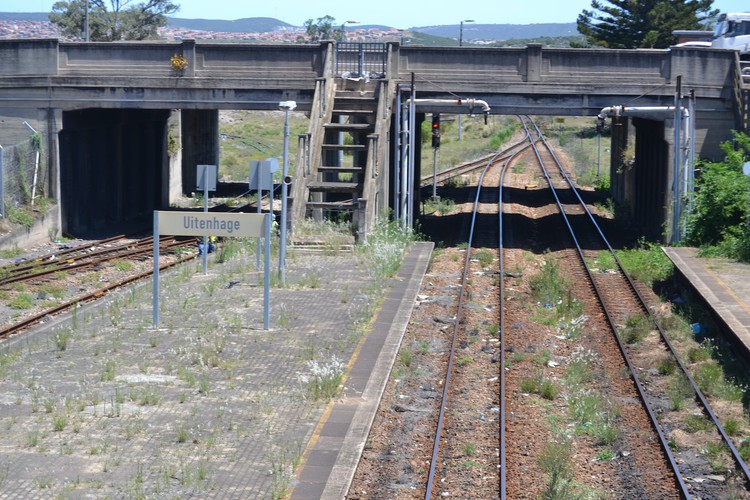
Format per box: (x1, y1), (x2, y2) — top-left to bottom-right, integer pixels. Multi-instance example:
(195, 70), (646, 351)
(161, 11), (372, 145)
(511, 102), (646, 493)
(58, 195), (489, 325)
(0, 13), (580, 41)
(0, 12), (49, 22)
(167, 17), (292, 33)
(414, 23), (579, 41)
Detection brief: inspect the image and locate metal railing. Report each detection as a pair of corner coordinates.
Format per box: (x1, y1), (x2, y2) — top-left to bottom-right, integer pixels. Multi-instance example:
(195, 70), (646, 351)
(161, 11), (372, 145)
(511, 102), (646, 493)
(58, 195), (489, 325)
(335, 43), (387, 78)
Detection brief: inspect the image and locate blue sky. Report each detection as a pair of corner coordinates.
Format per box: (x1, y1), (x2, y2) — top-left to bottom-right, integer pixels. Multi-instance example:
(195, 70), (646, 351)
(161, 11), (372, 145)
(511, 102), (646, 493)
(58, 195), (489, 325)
(3, 0), (748, 28)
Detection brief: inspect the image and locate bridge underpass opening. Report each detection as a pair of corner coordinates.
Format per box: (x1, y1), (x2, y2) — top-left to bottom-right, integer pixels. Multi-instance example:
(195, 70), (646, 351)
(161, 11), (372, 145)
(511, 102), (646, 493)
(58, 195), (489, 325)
(59, 109), (170, 238)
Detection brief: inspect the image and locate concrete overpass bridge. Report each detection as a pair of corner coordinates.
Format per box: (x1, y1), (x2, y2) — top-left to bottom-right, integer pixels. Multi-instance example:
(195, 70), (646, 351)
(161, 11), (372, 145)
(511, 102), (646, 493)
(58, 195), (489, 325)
(0, 39), (746, 241)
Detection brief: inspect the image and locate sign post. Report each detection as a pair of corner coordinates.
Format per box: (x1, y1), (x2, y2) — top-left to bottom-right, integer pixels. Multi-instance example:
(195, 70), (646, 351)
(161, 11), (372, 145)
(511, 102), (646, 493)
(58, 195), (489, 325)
(196, 164), (217, 275)
(250, 160), (275, 270)
(152, 211), (271, 329)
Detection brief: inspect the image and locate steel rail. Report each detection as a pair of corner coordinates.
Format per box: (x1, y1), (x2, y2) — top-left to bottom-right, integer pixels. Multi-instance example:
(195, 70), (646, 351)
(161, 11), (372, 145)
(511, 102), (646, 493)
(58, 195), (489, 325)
(520, 115), (691, 497)
(424, 120), (532, 499)
(497, 120), (533, 499)
(0, 235), (129, 282)
(419, 137), (530, 187)
(0, 240), (197, 340)
(528, 118), (750, 486)
(0, 236), (184, 287)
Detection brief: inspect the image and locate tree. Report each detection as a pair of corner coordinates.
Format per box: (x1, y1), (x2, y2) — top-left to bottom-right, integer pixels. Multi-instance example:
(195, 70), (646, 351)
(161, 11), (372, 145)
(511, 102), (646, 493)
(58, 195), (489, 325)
(49, 0), (178, 41)
(685, 131), (750, 259)
(577, 0), (718, 49)
(302, 15), (345, 42)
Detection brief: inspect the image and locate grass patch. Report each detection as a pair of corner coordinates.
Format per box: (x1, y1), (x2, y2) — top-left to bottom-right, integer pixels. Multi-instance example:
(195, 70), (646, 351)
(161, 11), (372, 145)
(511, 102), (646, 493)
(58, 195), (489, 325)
(620, 314), (652, 344)
(615, 241), (673, 287)
(8, 293), (34, 309)
(298, 355), (345, 401)
(538, 439), (575, 500)
(520, 374), (559, 400)
(423, 196), (455, 215)
(356, 219), (417, 282)
(472, 249), (494, 268)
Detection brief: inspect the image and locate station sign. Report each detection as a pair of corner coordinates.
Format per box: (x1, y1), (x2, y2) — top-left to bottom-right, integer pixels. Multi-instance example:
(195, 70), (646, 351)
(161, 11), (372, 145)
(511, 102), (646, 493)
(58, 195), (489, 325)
(157, 211), (266, 238)
(152, 210), (272, 330)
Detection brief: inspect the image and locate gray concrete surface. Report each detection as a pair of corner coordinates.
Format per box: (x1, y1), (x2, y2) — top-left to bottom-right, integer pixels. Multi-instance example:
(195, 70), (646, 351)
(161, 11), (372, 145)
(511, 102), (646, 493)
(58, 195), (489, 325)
(0, 240), (432, 499)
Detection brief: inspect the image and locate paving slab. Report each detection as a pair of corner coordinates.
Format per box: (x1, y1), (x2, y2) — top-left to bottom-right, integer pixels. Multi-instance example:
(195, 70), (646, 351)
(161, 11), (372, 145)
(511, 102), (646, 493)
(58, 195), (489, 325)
(0, 240), (433, 499)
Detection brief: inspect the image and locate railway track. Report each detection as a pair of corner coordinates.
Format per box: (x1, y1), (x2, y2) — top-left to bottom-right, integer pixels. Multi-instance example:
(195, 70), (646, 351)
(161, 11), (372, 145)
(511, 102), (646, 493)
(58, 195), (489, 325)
(352, 114), (750, 498)
(0, 235), (198, 339)
(514, 115), (750, 498)
(419, 138), (530, 188)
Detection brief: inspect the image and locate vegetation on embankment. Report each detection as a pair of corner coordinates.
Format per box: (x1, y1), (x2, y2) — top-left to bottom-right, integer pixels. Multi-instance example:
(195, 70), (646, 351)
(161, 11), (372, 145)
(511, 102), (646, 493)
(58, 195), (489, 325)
(684, 131), (750, 261)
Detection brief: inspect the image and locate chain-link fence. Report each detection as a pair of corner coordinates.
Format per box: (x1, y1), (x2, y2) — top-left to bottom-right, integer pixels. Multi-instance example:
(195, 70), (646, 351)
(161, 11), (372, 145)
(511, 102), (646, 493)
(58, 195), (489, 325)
(1, 135), (49, 221)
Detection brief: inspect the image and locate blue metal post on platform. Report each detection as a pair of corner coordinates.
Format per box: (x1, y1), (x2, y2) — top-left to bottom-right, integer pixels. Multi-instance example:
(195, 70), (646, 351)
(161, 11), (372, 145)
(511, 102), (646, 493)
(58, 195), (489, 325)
(263, 212), (271, 329)
(153, 212), (160, 327)
(256, 166), (263, 270)
(278, 100), (296, 286)
(202, 166), (209, 275)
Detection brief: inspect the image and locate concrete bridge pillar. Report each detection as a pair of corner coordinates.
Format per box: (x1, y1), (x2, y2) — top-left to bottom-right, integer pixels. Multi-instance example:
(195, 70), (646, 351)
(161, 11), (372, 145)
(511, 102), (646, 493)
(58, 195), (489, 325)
(609, 115), (633, 213)
(45, 108), (63, 239)
(609, 115), (673, 242)
(525, 44), (543, 82)
(167, 111), (183, 203)
(180, 109), (219, 195)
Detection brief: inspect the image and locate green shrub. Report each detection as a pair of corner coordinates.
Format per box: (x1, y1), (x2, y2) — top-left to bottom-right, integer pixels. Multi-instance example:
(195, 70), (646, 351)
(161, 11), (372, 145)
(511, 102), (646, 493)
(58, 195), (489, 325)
(473, 249), (494, 268)
(530, 255), (567, 306)
(620, 315), (652, 344)
(685, 131), (750, 260)
(7, 206), (35, 229)
(538, 440), (574, 500)
(357, 219), (416, 281)
(723, 418), (741, 436)
(688, 345), (711, 363)
(8, 293), (34, 309)
(615, 241), (674, 287)
(684, 414), (711, 433)
(657, 356), (677, 375)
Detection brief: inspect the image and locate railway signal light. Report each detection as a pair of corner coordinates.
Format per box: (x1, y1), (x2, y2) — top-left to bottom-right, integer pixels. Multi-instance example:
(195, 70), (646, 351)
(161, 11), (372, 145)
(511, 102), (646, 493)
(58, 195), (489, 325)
(431, 114), (441, 148)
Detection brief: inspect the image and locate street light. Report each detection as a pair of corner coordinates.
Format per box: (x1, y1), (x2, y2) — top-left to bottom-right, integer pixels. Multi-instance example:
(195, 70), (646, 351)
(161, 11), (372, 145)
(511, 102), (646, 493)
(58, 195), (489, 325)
(278, 100), (296, 285)
(459, 19), (475, 46)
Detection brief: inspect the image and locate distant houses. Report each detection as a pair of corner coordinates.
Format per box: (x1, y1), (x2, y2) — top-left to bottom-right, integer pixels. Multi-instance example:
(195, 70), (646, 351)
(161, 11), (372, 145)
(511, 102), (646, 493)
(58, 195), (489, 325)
(0, 19), (403, 43)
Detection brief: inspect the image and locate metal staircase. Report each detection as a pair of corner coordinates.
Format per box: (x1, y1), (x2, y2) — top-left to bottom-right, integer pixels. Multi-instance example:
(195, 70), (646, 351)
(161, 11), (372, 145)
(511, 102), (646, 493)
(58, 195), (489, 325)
(291, 43), (392, 239)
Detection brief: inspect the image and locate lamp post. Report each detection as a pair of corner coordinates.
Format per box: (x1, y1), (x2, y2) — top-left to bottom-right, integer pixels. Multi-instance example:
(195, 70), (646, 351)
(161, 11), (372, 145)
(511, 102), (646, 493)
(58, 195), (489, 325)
(278, 100), (296, 285)
(459, 19), (474, 46)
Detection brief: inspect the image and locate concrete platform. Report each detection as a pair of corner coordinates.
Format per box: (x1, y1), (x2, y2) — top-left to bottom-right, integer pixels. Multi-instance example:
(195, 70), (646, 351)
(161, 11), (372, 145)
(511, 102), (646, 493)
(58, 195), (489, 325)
(291, 241), (433, 499)
(0, 240), (433, 499)
(663, 247), (750, 361)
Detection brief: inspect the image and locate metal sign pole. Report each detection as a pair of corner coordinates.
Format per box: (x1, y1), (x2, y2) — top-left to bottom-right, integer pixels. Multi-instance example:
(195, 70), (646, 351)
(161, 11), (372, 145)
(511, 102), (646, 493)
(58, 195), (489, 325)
(256, 166), (262, 270)
(264, 213), (271, 330)
(152, 211), (160, 327)
(203, 167), (209, 275)
(432, 146), (438, 199)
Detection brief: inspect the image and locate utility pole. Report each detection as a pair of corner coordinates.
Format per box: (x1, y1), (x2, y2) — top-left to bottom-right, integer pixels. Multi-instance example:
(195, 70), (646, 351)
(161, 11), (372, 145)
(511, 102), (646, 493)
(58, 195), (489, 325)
(83, 0), (89, 42)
